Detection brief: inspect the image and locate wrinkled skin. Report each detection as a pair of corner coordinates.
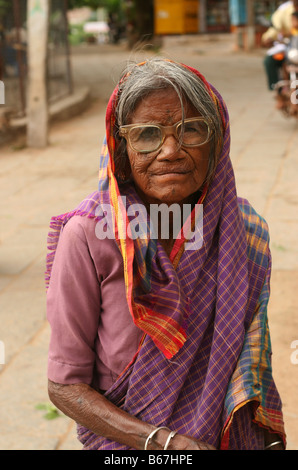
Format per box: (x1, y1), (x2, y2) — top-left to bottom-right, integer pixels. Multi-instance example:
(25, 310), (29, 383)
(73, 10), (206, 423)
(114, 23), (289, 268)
(125, 88), (210, 207)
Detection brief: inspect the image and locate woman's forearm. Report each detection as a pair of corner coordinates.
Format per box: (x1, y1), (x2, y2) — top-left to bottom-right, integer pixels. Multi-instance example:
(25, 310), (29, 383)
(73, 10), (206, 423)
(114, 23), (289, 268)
(48, 379), (164, 450)
(48, 380), (216, 450)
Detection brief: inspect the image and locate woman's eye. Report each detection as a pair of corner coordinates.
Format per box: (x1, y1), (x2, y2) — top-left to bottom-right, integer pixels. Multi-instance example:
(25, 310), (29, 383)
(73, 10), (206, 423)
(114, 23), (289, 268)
(184, 123), (200, 134)
(138, 127), (160, 141)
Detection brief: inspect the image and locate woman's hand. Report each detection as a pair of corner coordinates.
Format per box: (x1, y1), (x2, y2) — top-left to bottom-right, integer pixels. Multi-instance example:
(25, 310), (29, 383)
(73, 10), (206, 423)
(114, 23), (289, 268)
(169, 434), (216, 450)
(145, 428), (216, 450)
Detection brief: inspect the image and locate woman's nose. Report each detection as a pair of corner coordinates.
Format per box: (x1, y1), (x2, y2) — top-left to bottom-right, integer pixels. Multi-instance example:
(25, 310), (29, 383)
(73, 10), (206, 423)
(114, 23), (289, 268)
(156, 135), (182, 161)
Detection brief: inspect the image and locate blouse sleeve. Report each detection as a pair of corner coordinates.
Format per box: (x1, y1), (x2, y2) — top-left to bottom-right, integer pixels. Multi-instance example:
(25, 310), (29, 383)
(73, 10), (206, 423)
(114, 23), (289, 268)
(47, 216), (101, 385)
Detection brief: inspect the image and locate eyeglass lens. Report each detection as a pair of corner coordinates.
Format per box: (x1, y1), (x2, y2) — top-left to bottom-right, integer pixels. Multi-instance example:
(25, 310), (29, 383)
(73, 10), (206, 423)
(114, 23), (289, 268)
(129, 119), (209, 152)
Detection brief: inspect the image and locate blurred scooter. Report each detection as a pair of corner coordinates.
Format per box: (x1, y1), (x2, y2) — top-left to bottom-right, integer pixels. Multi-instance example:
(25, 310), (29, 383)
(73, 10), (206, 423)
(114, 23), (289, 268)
(274, 36), (298, 118)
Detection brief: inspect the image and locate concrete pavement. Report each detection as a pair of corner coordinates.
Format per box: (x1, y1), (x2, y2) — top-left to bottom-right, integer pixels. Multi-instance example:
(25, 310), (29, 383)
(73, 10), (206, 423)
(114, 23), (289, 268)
(0, 34), (297, 450)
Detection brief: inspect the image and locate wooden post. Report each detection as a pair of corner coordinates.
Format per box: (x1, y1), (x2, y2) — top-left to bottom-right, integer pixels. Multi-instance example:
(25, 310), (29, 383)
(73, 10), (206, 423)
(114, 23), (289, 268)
(245, 0), (255, 51)
(27, 0), (50, 148)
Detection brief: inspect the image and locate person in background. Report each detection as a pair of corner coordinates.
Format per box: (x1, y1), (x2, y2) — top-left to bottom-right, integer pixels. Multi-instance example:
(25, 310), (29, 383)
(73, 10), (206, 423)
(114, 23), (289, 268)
(290, 10), (298, 35)
(262, 0), (298, 90)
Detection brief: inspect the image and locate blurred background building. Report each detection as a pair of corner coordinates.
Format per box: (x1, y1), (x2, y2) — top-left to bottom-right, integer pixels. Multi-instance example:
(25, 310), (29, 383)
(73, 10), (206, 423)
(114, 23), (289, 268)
(0, 0), (287, 144)
(154, 0), (284, 35)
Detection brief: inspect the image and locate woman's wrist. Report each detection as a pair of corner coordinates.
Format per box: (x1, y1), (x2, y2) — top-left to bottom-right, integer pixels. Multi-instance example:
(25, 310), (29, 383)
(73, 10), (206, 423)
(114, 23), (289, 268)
(264, 440), (284, 450)
(144, 427), (173, 450)
(264, 430), (284, 450)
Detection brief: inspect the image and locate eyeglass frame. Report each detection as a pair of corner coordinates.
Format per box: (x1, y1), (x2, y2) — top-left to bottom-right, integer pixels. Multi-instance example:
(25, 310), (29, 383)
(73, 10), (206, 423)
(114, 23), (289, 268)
(118, 117), (213, 154)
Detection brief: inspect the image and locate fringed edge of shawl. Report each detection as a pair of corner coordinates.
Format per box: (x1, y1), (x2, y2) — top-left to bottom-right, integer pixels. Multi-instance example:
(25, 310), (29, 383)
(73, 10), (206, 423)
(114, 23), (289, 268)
(45, 210), (99, 290)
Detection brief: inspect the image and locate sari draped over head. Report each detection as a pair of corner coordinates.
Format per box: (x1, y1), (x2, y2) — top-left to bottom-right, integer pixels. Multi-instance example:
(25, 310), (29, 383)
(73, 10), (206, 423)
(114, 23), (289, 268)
(45, 61), (286, 450)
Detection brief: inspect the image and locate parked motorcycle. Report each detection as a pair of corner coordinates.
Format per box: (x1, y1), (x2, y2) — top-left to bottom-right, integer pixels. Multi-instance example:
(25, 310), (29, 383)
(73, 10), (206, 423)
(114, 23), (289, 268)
(274, 36), (298, 118)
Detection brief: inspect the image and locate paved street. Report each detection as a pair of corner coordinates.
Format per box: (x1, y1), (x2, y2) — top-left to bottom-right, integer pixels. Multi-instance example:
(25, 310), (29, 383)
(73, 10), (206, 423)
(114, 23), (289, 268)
(0, 34), (297, 450)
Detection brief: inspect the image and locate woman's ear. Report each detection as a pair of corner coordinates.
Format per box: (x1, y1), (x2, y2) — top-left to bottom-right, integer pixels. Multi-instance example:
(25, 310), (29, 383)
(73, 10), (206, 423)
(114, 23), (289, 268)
(115, 140), (132, 183)
(119, 157), (132, 182)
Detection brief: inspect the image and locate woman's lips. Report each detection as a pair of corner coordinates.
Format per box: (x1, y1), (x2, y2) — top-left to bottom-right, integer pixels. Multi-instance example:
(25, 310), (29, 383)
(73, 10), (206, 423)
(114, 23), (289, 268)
(152, 169), (191, 176)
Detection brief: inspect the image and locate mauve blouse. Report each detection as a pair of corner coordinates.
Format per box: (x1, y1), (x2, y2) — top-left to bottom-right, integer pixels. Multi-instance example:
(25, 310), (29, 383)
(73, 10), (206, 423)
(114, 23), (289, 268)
(47, 215), (143, 391)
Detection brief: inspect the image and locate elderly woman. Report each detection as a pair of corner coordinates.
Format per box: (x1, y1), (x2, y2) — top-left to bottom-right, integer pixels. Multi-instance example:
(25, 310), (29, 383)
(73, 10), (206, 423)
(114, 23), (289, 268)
(46, 58), (286, 450)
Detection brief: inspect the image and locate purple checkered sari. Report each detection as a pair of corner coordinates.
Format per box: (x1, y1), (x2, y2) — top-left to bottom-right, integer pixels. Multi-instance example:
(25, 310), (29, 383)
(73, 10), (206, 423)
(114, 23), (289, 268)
(47, 62), (285, 450)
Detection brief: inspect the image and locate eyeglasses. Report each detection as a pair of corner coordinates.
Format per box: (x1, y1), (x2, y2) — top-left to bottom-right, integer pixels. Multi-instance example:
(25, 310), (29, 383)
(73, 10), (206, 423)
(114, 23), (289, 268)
(119, 117), (213, 154)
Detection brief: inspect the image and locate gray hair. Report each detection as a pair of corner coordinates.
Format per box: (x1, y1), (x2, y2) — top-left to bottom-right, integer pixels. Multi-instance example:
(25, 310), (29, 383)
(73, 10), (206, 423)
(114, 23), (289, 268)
(114, 58), (223, 184)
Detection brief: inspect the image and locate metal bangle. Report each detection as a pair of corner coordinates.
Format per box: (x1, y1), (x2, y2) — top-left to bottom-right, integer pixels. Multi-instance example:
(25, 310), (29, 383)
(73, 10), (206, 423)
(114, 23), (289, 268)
(163, 430), (177, 450)
(264, 440), (283, 450)
(144, 427), (170, 450)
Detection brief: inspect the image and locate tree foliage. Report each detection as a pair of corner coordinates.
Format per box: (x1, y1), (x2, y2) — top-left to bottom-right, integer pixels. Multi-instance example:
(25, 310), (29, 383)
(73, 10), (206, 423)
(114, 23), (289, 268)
(68, 0), (121, 13)
(0, 0), (10, 19)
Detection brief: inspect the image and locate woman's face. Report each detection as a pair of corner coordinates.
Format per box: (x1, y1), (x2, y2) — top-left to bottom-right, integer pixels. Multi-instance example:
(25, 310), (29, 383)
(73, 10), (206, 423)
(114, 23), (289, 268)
(124, 88), (211, 206)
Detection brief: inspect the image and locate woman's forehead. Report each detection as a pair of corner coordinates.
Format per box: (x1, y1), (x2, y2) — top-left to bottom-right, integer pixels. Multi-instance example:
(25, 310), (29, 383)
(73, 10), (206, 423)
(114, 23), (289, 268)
(128, 88), (199, 124)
